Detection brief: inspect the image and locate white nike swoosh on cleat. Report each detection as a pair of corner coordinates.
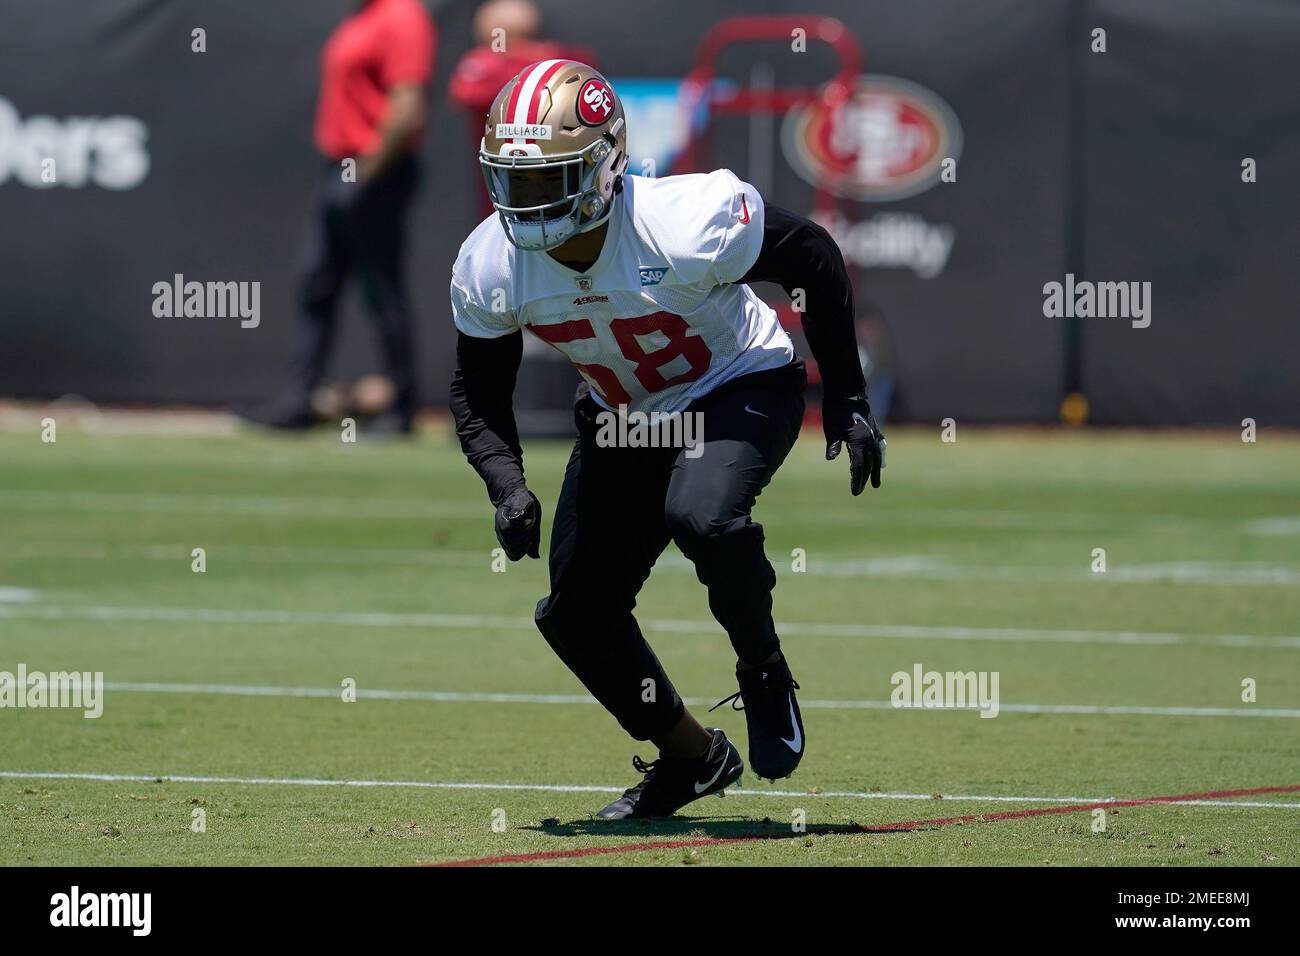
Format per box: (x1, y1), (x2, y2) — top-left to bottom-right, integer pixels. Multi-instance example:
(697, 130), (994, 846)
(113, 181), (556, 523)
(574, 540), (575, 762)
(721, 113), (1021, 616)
(694, 756), (731, 794)
(780, 696), (803, 753)
(744, 404), (769, 419)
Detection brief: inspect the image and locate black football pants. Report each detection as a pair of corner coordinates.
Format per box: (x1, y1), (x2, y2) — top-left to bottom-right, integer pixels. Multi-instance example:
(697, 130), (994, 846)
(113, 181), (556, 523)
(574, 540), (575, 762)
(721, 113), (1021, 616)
(534, 360), (807, 740)
(289, 155), (420, 417)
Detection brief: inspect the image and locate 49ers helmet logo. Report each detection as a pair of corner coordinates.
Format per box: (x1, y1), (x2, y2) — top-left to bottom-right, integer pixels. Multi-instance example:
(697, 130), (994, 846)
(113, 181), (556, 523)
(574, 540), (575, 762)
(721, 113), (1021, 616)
(576, 78), (615, 126)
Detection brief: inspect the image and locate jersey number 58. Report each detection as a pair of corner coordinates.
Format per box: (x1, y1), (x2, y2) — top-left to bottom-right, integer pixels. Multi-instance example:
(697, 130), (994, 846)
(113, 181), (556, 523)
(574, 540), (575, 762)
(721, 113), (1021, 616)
(527, 311), (712, 406)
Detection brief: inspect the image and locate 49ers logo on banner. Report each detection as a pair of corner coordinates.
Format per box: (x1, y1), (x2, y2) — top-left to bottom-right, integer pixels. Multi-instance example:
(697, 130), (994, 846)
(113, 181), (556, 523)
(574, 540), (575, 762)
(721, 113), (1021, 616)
(576, 78), (614, 126)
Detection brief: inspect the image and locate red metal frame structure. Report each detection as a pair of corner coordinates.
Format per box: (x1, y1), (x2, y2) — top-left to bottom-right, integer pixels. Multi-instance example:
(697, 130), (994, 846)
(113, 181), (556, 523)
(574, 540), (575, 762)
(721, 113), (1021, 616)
(671, 14), (863, 216)
(671, 16), (866, 396)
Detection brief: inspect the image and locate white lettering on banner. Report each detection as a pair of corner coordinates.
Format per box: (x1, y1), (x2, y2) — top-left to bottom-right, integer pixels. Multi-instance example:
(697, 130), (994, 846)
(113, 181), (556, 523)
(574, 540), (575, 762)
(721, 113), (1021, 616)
(0, 97), (149, 190)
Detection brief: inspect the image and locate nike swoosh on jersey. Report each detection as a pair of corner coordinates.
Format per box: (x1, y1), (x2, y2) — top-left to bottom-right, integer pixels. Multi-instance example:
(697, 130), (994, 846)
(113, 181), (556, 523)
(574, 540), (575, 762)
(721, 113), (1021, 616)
(744, 404), (769, 418)
(781, 697), (803, 753)
(737, 195), (751, 224)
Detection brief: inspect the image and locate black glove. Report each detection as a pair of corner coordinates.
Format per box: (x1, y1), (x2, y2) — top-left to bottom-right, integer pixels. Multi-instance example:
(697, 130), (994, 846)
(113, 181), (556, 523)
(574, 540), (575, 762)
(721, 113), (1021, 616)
(494, 488), (541, 560)
(822, 393), (886, 496)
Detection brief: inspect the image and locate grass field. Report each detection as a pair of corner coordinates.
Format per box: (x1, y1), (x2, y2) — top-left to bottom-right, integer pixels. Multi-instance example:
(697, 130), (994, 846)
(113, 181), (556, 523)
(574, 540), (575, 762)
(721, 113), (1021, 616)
(1, 420), (1298, 866)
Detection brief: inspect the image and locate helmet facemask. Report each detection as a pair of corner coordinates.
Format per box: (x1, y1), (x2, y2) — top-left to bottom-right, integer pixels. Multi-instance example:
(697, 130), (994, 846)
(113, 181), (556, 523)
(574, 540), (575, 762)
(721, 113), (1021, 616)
(481, 136), (619, 252)
(480, 61), (627, 252)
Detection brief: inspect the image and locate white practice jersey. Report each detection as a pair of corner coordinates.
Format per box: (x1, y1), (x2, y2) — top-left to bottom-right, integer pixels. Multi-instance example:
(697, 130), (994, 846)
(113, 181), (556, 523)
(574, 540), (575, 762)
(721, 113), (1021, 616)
(451, 170), (795, 415)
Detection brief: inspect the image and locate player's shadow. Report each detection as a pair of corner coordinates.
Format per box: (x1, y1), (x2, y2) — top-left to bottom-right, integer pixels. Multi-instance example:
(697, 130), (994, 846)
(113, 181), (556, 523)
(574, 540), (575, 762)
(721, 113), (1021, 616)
(526, 817), (912, 840)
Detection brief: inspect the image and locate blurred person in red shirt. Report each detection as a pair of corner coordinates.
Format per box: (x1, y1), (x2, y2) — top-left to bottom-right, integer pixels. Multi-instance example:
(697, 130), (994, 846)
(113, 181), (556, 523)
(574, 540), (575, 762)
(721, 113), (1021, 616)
(449, 0), (596, 215)
(243, 0), (436, 434)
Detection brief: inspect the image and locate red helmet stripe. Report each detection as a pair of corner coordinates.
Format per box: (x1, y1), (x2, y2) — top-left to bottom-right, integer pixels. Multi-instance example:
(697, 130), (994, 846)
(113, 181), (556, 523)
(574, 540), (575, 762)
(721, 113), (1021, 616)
(526, 59), (569, 125)
(504, 62), (538, 127)
(506, 59), (568, 144)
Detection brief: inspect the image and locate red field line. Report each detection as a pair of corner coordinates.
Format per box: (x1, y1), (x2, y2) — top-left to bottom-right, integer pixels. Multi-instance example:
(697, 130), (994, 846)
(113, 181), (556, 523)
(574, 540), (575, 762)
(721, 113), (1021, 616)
(431, 784), (1300, 867)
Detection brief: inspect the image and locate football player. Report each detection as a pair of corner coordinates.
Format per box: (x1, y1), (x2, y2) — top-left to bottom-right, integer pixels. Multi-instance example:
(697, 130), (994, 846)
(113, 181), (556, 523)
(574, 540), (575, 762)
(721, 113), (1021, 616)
(449, 61), (885, 819)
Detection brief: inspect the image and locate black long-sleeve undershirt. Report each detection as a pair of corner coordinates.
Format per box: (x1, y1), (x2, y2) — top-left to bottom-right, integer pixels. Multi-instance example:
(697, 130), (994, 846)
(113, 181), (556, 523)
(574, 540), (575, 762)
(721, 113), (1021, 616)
(448, 329), (526, 506)
(449, 200), (865, 502)
(739, 203), (867, 399)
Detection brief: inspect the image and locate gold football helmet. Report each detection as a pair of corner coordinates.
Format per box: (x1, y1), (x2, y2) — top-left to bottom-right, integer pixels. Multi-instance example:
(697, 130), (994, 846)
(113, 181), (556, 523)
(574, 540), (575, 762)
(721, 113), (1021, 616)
(480, 60), (629, 251)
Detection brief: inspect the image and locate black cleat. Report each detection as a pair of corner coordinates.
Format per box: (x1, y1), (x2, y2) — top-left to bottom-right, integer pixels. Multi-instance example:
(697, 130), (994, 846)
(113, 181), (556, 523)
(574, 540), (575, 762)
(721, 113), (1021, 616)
(364, 409), (415, 436)
(234, 396), (315, 430)
(712, 651), (804, 780)
(595, 728), (744, 820)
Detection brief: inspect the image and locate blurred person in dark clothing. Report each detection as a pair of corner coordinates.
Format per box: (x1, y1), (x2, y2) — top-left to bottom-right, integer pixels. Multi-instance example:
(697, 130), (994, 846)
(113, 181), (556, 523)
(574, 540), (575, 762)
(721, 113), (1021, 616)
(242, 0), (436, 434)
(856, 299), (900, 422)
(449, 0), (595, 215)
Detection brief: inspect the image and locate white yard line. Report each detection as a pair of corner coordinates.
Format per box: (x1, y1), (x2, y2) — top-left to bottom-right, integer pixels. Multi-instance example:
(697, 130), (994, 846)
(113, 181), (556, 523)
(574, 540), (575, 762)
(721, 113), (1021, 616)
(1243, 516), (1300, 536)
(8, 542), (1300, 586)
(4, 542), (490, 568)
(0, 489), (1227, 533)
(96, 680), (1300, 719)
(0, 489), (474, 519)
(3, 601), (1297, 648)
(1, 770), (1296, 810)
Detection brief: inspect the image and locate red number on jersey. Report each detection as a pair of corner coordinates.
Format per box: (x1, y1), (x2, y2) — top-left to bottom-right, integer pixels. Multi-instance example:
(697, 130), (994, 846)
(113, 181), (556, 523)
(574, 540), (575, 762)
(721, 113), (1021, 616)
(526, 311), (712, 405)
(525, 318), (632, 406)
(610, 311), (713, 393)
